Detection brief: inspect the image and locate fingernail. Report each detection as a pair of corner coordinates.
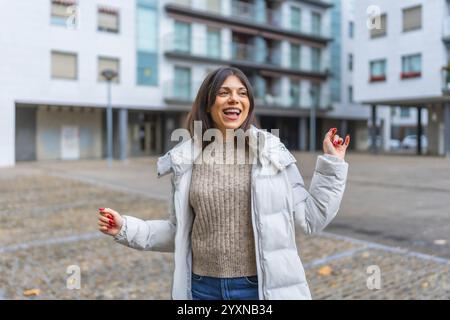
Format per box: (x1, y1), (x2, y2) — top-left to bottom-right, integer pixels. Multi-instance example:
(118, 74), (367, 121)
(99, 208), (105, 211)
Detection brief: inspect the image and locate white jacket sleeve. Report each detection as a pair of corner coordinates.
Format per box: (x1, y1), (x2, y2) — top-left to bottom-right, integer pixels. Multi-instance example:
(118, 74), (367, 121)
(113, 176), (177, 252)
(286, 154), (348, 235)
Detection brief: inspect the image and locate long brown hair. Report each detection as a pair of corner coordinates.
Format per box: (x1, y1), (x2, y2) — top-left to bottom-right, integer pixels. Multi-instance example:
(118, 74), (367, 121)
(185, 67), (257, 143)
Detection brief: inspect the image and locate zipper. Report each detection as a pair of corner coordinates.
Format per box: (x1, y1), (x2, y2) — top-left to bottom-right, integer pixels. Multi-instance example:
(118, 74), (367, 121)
(251, 164), (266, 300)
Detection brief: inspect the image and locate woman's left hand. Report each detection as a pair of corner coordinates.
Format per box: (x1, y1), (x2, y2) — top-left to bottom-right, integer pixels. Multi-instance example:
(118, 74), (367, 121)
(323, 128), (350, 160)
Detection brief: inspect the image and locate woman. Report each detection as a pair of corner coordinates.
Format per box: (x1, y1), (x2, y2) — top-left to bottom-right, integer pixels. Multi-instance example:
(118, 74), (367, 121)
(97, 67), (350, 300)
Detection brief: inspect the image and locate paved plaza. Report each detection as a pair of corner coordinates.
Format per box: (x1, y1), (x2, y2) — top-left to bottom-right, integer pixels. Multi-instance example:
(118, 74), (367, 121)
(0, 152), (449, 299)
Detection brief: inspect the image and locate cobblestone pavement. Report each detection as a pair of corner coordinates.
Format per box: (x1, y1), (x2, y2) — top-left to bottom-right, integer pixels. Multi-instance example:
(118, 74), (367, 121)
(0, 161), (449, 300)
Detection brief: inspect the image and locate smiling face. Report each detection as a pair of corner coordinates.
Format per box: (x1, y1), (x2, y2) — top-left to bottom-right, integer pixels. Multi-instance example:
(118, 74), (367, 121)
(209, 75), (251, 137)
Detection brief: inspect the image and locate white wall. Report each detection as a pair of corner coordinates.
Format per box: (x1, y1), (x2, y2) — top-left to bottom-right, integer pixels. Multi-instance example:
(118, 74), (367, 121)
(354, 0), (447, 103)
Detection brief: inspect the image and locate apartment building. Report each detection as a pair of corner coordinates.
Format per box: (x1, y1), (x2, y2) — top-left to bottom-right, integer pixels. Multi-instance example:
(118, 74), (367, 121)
(354, 0), (450, 156)
(0, 0), (363, 167)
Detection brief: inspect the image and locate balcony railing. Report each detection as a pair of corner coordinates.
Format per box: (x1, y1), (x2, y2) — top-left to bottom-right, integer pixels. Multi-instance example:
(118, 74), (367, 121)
(232, 42), (282, 66)
(167, 0), (330, 39)
(443, 17), (450, 43)
(441, 66), (450, 94)
(164, 34), (224, 60)
(230, 0), (282, 28)
(163, 80), (202, 103)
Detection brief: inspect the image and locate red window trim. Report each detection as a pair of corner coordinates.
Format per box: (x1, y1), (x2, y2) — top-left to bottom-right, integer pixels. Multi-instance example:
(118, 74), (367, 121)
(369, 75), (386, 82)
(401, 71), (421, 79)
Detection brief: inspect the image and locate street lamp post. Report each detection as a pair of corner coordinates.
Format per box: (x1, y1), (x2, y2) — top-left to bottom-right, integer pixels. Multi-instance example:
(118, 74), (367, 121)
(101, 69), (118, 168)
(309, 89), (316, 152)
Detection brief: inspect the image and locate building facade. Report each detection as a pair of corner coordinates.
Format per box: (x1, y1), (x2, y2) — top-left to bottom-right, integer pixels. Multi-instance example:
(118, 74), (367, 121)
(1, 0), (369, 167)
(328, 0), (391, 152)
(353, 0), (450, 156)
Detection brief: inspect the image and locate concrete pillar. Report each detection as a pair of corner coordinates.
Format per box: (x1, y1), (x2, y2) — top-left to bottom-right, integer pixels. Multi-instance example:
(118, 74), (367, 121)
(0, 98), (15, 167)
(118, 108), (128, 161)
(444, 103), (450, 157)
(299, 117), (307, 151)
(370, 104), (378, 154)
(417, 106), (422, 155)
(340, 119), (348, 137)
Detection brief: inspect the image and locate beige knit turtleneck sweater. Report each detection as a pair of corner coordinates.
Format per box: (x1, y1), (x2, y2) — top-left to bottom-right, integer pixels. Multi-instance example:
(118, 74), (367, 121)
(189, 143), (257, 277)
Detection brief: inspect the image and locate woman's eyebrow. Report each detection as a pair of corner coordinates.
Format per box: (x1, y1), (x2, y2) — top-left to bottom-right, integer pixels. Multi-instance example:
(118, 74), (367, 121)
(219, 86), (247, 90)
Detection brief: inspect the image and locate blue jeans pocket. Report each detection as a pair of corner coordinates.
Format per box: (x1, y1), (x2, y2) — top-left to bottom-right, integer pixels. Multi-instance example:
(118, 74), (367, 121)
(192, 273), (203, 281)
(244, 276), (258, 286)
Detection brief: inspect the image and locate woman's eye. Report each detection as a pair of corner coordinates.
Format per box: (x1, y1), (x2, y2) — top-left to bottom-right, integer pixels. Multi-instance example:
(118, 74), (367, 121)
(218, 92), (228, 96)
(239, 91), (248, 96)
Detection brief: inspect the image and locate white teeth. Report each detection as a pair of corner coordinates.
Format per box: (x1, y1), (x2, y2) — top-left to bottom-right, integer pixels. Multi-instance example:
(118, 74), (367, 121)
(223, 108), (241, 114)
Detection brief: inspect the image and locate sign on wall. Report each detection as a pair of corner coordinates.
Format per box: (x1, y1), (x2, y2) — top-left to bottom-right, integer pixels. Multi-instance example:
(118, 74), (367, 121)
(61, 125), (80, 160)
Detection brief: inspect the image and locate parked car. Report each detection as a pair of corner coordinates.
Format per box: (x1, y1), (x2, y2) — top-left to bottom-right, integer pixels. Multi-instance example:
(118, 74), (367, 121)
(401, 135), (428, 150)
(389, 139), (401, 150)
(367, 136), (382, 149)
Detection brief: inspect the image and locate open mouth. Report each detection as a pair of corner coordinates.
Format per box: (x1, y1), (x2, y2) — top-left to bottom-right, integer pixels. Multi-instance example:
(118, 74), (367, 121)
(222, 107), (242, 121)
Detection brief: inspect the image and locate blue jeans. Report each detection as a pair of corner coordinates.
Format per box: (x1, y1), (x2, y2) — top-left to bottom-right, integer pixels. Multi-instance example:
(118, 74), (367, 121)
(191, 273), (259, 300)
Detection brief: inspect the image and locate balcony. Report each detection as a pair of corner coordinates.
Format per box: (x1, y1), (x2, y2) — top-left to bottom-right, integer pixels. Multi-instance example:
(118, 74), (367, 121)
(230, 0), (282, 28)
(442, 66), (450, 94)
(165, 1), (331, 42)
(163, 80), (201, 104)
(163, 33), (329, 80)
(231, 42), (281, 67)
(443, 17), (450, 44)
(163, 33), (225, 60)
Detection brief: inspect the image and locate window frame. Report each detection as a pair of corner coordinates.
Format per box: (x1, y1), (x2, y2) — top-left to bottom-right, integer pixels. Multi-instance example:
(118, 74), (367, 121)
(370, 13), (387, 39)
(402, 5), (422, 33)
(369, 59), (387, 82)
(401, 53), (422, 79)
(97, 56), (120, 83)
(51, 50), (78, 80)
(97, 6), (120, 34)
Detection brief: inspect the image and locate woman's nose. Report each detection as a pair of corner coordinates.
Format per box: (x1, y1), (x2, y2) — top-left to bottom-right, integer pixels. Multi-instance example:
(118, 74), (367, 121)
(228, 92), (239, 104)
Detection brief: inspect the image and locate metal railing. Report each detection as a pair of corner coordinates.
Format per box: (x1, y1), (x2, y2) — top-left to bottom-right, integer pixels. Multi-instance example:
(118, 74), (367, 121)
(231, 42), (282, 66)
(168, 0), (330, 38)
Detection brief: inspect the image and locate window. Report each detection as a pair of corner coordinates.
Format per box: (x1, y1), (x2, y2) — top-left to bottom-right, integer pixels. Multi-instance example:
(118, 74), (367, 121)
(173, 21), (191, 53)
(370, 13), (387, 38)
(403, 6), (422, 32)
(290, 44), (301, 69)
(98, 7), (119, 33)
(311, 47), (321, 72)
(51, 51), (77, 79)
(400, 107), (410, 118)
(348, 85), (353, 103)
(174, 67), (191, 101)
(51, 0), (77, 26)
(290, 79), (300, 107)
(206, 27), (221, 58)
(136, 2), (158, 86)
(401, 54), (422, 79)
(206, 0), (221, 13)
(348, 53), (353, 71)
(370, 59), (387, 82)
(98, 57), (120, 83)
(349, 21), (354, 38)
(290, 7), (301, 32)
(137, 52), (158, 86)
(311, 12), (322, 35)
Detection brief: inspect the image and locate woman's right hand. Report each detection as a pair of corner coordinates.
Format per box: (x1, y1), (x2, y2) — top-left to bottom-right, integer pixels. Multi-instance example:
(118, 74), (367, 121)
(97, 208), (124, 237)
